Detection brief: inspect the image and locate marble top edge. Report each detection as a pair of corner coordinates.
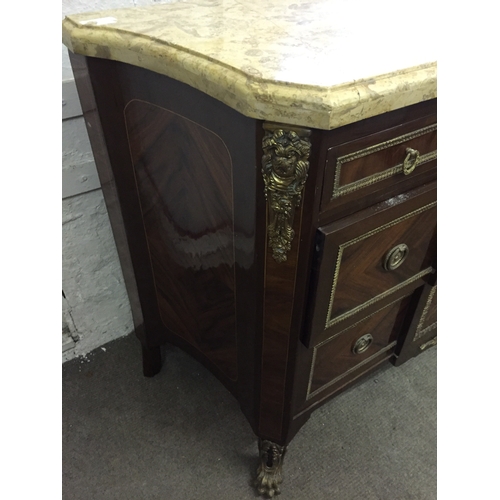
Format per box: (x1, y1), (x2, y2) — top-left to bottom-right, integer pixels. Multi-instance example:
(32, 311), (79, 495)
(63, 16), (435, 92)
(62, 0), (437, 130)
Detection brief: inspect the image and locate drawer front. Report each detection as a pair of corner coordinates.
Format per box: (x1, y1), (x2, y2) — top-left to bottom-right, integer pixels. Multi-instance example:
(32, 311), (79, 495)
(306, 296), (410, 401)
(413, 284), (437, 342)
(320, 110), (436, 219)
(305, 182), (436, 347)
(394, 284), (437, 366)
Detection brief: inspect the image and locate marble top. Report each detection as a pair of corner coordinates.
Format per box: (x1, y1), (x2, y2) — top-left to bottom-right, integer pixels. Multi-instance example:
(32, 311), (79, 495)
(62, 0), (437, 130)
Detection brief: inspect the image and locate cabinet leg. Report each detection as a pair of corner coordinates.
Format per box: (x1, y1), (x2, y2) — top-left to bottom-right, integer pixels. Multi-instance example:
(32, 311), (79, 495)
(141, 345), (162, 377)
(255, 439), (287, 498)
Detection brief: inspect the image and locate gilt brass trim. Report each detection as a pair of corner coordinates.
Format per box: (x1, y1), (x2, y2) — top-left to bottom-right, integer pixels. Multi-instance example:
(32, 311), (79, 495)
(307, 296), (409, 400)
(328, 268), (433, 328)
(318, 296), (405, 347)
(416, 322), (437, 339)
(413, 285), (437, 341)
(262, 123), (311, 263)
(307, 341), (397, 400)
(325, 201), (437, 329)
(331, 124), (437, 199)
(419, 337), (437, 350)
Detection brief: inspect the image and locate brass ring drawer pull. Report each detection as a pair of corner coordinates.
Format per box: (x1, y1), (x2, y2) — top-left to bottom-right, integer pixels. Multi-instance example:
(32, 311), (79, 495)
(383, 244), (409, 271)
(352, 334), (373, 355)
(403, 147), (420, 175)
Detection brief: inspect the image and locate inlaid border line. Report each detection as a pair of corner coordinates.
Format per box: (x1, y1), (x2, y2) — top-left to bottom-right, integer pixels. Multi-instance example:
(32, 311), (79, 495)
(306, 342), (397, 400)
(331, 123), (437, 199)
(307, 296), (406, 399)
(413, 285), (437, 341)
(325, 201), (437, 329)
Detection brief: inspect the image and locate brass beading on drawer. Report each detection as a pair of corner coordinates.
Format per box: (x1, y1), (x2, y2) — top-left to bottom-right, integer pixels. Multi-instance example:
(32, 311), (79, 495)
(419, 337), (437, 351)
(325, 201), (436, 329)
(331, 124), (437, 199)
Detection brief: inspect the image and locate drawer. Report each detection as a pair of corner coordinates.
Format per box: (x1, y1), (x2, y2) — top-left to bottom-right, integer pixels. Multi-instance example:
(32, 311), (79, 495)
(305, 295), (411, 402)
(304, 182), (436, 347)
(394, 283), (437, 366)
(413, 284), (437, 341)
(319, 107), (436, 220)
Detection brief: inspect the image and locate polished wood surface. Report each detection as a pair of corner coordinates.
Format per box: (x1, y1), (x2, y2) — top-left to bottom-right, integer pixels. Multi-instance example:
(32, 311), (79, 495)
(69, 50), (436, 462)
(259, 223), (302, 439)
(317, 100), (437, 224)
(256, 126), (324, 443)
(305, 182), (436, 347)
(125, 99), (238, 380)
(321, 194), (435, 323)
(309, 296), (410, 397)
(334, 121), (436, 187)
(292, 346), (395, 418)
(394, 283), (437, 366)
(70, 53), (260, 414)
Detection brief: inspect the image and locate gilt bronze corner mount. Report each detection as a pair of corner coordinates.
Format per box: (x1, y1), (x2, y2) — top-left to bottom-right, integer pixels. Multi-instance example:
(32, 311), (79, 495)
(261, 123), (311, 263)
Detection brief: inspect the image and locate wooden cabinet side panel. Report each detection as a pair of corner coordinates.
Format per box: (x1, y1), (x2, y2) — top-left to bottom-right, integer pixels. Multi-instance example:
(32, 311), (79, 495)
(124, 99), (238, 380)
(70, 54), (262, 408)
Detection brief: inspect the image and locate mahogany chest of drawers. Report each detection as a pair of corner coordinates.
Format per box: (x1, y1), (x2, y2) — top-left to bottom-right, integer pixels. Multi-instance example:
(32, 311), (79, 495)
(63, 2), (437, 496)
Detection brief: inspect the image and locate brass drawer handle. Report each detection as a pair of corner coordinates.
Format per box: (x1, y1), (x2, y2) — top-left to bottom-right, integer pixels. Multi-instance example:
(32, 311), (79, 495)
(352, 334), (373, 355)
(403, 148), (420, 175)
(383, 244), (409, 271)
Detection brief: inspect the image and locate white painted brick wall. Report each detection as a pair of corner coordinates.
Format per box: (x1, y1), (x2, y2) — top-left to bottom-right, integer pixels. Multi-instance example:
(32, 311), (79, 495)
(62, 0), (176, 80)
(62, 189), (134, 362)
(62, 0), (176, 362)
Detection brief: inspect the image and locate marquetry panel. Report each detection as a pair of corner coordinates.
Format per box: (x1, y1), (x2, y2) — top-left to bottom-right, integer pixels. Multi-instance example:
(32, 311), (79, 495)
(308, 296), (410, 399)
(304, 183), (436, 347)
(124, 99), (237, 380)
(330, 124), (436, 199)
(319, 104), (437, 222)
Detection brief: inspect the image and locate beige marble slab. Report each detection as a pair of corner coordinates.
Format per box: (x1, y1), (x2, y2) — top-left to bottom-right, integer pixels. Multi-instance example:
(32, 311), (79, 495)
(62, 0), (437, 130)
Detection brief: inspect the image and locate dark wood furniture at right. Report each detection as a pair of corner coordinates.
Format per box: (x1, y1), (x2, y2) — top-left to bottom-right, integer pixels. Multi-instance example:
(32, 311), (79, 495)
(69, 51), (437, 497)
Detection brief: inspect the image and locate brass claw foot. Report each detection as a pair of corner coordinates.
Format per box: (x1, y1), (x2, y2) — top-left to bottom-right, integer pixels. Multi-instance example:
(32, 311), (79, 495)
(255, 439), (287, 498)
